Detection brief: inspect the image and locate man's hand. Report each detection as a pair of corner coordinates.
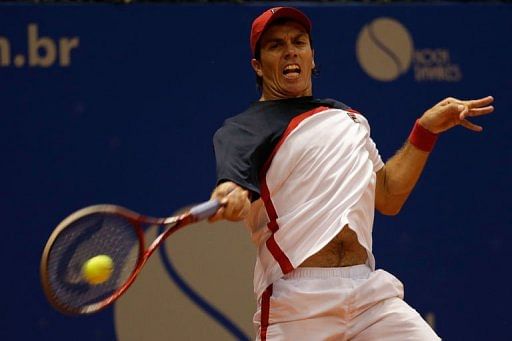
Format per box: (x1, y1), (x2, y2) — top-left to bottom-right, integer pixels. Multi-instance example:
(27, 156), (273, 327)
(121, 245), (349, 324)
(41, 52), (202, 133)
(209, 181), (251, 222)
(418, 96), (494, 134)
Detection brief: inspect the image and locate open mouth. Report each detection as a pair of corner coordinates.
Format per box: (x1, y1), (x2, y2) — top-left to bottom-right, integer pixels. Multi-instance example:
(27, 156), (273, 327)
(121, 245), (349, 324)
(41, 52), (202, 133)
(283, 64), (301, 79)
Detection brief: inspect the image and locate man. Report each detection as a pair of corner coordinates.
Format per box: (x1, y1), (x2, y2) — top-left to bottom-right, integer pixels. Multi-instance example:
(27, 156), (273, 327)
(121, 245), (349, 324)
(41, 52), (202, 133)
(210, 7), (494, 340)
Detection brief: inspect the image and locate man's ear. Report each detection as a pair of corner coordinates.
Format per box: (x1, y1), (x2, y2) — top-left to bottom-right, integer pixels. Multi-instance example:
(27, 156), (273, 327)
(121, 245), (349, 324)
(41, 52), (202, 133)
(251, 58), (263, 77)
(312, 49), (316, 69)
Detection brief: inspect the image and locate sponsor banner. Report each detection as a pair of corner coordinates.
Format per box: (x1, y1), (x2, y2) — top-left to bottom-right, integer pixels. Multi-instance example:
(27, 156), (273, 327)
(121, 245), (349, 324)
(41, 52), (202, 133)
(2, 3), (511, 341)
(356, 17), (462, 82)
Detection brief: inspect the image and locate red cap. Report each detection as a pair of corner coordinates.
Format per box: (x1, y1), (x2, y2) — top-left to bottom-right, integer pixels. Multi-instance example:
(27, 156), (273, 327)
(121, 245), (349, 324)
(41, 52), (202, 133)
(250, 7), (312, 56)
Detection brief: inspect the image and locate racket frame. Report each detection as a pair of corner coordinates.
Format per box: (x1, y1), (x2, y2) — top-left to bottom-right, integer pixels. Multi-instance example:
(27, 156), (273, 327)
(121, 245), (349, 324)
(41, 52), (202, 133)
(40, 203), (211, 315)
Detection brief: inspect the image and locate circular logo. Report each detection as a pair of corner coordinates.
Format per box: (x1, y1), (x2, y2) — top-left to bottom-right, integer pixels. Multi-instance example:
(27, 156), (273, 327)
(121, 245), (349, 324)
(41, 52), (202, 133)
(356, 17), (414, 81)
(114, 218), (254, 340)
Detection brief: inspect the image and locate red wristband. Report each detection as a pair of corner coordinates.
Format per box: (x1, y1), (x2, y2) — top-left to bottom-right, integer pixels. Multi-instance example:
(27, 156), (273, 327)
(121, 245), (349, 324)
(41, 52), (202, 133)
(408, 119), (438, 152)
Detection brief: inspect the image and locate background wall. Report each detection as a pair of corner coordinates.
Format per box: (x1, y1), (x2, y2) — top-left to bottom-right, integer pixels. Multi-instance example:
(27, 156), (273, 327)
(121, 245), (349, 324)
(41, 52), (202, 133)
(1, 2), (511, 340)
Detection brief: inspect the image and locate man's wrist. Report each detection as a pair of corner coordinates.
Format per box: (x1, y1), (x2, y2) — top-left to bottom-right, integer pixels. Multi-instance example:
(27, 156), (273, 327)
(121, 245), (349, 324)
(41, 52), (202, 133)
(408, 119), (438, 152)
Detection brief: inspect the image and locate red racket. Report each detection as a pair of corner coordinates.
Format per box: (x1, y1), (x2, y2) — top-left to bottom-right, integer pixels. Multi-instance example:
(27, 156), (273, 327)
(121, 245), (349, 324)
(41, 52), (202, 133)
(40, 200), (220, 315)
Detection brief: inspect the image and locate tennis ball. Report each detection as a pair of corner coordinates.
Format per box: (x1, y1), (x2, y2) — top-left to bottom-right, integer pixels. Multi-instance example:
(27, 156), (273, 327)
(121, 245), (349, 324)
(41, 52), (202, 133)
(82, 254), (113, 285)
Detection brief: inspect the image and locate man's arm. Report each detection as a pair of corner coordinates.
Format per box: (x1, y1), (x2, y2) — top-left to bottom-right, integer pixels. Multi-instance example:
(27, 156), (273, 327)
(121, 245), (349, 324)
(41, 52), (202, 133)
(209, 181), (251, 222)
(376, 95), (494, 216)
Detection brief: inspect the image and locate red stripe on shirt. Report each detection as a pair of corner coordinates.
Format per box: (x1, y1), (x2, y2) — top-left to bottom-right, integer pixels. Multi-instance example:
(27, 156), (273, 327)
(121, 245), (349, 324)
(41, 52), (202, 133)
(345, 107), (361, 115)
(266, 235), (294, 273)
(259, 106), (329, 273)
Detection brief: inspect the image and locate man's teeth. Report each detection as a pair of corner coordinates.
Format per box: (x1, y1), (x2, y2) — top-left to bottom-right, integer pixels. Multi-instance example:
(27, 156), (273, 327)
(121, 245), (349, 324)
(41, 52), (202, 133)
(283, 65), (301, 74)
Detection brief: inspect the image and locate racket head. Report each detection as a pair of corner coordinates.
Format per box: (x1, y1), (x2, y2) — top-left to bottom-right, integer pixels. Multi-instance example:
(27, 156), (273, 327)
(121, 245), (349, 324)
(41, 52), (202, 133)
(40, 205), (148, 315)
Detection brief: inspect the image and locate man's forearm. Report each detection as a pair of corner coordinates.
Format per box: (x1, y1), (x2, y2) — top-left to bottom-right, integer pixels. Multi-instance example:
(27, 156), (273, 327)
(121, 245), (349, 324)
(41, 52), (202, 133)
(376, 95), (493, 215)
(385, 142), (430, 194)
(376, 121), (437, 215)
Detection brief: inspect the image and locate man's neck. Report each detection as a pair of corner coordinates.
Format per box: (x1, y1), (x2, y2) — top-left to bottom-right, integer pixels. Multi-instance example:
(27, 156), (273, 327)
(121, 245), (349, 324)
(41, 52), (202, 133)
(259, 93), (313, 102)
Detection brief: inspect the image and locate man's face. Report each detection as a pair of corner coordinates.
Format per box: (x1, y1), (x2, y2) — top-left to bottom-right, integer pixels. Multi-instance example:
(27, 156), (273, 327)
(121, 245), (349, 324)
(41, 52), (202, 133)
(252, 21), (315, 101)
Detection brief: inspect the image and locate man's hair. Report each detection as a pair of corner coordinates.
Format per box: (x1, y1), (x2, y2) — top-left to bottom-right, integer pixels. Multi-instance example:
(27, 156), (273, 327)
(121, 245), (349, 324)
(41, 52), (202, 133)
(253, 18), (317, 92)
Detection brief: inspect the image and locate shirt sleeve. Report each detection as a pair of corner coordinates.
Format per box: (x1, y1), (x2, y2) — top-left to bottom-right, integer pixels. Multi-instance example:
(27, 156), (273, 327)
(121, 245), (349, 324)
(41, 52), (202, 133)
(356, 114), (384, 172)
(213, 119), (268, 201)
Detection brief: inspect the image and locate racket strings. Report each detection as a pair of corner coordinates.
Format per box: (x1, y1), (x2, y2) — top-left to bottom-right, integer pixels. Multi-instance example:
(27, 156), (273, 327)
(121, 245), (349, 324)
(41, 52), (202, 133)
(45, 213), (140, 312)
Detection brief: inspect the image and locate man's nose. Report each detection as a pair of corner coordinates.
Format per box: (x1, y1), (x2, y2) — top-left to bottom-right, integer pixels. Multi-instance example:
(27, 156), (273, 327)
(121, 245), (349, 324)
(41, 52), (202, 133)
(284, 42), (298, 58)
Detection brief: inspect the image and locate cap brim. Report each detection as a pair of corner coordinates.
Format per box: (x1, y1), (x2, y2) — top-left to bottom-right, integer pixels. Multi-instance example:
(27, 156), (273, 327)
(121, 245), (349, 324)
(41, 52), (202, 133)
(264, 7), (311, 34)
(251, 7), (312, 55)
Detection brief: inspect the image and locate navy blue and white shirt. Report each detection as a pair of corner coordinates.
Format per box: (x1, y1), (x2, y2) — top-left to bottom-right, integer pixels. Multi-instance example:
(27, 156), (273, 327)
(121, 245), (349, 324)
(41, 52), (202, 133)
(214, 97), (384, 298)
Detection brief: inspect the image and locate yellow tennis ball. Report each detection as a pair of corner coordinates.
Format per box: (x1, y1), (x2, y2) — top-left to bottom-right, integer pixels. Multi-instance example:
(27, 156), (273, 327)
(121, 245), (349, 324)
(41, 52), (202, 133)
(82, 254), (113, 285)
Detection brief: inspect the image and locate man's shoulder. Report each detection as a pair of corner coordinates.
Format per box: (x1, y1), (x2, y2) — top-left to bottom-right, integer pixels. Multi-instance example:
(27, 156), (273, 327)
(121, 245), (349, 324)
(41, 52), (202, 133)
(313, 98), (351, 111)
(226, 101), (266, 122)
(314, 98), (371, 124)
(232, 97), (352, 117)
(224, 98), (311, 126)
(215, 101), (286, 139)
(222, 97), (365, 127)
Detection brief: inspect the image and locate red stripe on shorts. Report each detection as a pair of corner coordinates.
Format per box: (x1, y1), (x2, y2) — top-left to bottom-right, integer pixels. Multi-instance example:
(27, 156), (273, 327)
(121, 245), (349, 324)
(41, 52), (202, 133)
(260, 284), (273, 341)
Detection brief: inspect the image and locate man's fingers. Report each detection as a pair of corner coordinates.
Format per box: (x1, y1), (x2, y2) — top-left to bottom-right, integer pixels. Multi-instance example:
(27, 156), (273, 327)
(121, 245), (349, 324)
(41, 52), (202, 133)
(458, 105), (469, 120)
(208, 207), (225, 222)
(439, 95), (494, 109)
(458, 103), (494, 120)
(209, 184), (250, 222)
(465, 95), (494, 109)
(466, 106), (494, 117)
(224, 203), (244, 220)
(214, 184), (236, 198)
(460, 119), (483, 132)
(223, 189), (250, 219)
(425, 95), (492, 133)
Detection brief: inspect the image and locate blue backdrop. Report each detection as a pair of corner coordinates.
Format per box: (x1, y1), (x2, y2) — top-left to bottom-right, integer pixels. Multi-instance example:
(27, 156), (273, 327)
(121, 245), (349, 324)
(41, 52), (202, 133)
(1, 2), (511, 340)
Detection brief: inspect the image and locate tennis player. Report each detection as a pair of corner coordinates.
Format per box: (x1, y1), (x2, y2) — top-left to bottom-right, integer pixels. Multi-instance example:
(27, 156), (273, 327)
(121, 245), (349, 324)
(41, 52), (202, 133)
(210, 7), (494, 340)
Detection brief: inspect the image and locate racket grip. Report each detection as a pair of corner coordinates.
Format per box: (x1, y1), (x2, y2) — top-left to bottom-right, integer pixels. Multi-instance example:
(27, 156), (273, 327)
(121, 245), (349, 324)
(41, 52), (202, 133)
(189, 199), (220, 220)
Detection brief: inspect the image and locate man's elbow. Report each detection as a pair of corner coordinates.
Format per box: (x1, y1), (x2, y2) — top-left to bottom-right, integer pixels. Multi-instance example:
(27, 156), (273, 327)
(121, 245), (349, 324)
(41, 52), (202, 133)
(377, 202), (403, 216)
(376, 191), (410, 216)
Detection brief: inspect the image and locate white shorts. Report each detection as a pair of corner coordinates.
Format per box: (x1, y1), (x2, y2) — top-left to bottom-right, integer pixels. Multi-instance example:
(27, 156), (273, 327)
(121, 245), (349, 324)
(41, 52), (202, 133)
(254, 265), (440, 340)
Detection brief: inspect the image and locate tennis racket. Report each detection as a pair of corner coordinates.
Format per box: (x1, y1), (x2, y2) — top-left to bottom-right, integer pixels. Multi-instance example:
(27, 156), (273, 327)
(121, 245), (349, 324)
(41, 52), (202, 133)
(40, 199), (220, 315)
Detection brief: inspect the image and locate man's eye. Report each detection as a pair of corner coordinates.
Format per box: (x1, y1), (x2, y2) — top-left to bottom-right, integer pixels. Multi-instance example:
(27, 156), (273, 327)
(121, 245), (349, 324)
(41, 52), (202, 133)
(295, 40), (307, 46)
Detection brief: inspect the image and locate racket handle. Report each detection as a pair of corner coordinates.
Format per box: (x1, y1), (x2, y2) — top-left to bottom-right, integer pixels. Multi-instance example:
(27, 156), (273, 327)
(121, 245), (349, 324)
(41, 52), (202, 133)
(189, 199), (220, 220)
